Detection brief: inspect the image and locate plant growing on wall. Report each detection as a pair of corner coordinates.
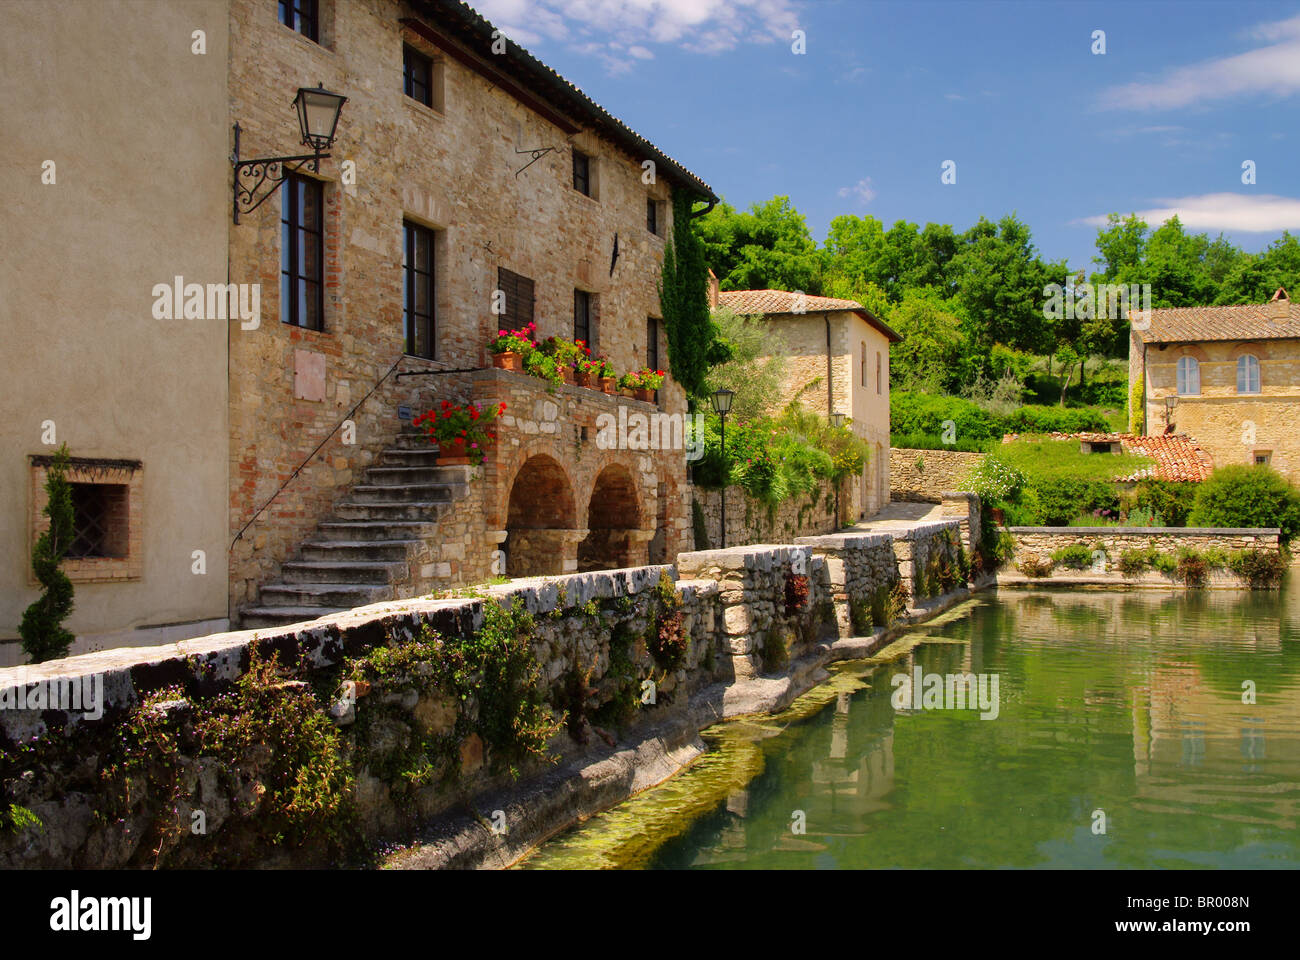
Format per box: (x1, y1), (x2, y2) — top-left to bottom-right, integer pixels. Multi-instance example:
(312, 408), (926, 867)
(20, 445), (76, 663)
(660, 186), (731, 402)
(413, 401), (505, 464)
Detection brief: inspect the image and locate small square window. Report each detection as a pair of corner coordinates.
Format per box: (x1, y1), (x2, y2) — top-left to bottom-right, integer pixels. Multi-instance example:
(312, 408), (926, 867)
(573, 150), (591, 196)
(68, 483), (130, 559)
(1254, 451), (1272, 466)
(404, 44), (433, 107)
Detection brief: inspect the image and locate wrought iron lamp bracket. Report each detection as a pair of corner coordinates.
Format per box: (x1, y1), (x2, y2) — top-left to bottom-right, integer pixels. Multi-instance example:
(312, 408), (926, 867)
(514, 146), (556, 178)
(231, 123), (328, 224)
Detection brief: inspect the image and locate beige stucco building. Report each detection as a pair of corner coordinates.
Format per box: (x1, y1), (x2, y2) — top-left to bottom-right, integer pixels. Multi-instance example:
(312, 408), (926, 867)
(1130, 289), (1300, 484)
(715, 287), (901, 520)
(0, 0), (231, 665)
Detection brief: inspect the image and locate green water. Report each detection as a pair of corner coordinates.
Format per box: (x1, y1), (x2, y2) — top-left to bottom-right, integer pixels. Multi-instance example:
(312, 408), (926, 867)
(521, 587), (1300, 869)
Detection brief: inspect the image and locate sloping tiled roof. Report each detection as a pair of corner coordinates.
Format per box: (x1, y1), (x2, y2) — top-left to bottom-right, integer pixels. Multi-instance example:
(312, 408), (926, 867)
(717, 289), (903, 343)
(411, 0), (716, 201)
(1140, 289), (1300, 343)
(1001, 432), (1214, 482)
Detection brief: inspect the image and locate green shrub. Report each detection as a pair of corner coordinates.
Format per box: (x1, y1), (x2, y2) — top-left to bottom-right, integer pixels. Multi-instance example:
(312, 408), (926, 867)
(1187, 465), (1300, 544)
(1151, 552), (1178, 575)
(20, 445), (76, 663)
(890, 392), (1004, 444)
(1176, 548), (1209, 587)
(1002, 404), (1110, 434)
(1227, 549), (1287, 589)
(1133, 480), (1196, 527)
(1050, 543), (1095, 569)
(1118, 547), (1157, 576)
(890, 432), (992, 453)
(1017, 555), (1055, 577)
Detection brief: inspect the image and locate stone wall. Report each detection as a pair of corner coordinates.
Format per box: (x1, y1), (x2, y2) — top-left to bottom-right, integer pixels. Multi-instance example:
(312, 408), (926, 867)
(692, 481), (840, 551)
(0, 523), (969, 868)
(1003, 526), (1283, 588)
(889, 448), (986, 502)
(226, 0), (691, 615)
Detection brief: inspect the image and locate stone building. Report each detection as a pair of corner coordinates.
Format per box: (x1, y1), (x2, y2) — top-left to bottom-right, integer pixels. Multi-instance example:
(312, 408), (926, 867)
(227, 0), (717, 626)
(1129, 289), (1300, 484)
(0, 0), (231, 665)
(714, 285), (901, 520)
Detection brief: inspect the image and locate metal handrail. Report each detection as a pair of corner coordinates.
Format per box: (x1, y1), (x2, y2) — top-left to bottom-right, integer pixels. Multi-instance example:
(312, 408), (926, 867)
(230, 354), (406, 551)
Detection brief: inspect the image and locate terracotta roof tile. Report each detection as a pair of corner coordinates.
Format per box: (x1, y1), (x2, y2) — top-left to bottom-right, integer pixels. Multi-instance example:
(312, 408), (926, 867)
(1000, 432), (1214, 482)
(1140, 289), (1300, 343)
(717, 289), (903, 342)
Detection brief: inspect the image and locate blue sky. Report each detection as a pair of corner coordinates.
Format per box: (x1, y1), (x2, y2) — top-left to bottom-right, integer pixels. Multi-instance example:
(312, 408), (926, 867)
(478, 0), (1300, 276)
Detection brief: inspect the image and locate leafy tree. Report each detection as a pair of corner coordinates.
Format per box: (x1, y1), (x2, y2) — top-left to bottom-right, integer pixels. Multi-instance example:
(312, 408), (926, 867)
(661, 187), (731, 402)
(704, 305), (788, 421)
(882, 288), (969, 393)
(697, 196), (824, 293)
(20, 445), (76, 663)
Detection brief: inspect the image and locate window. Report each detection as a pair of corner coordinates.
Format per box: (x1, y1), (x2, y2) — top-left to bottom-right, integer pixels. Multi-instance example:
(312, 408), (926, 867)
(876, 352), (882, 394)
(860, 343), (866, 387)
(404, 45), (433, 106)
(278, 0), (319, 41)
(574, 289), (593, 345)
(403, 222), (435, 359)
(647, 198), (658, 235)
(572, 149), (591, 196)
(281, 174), (323, 330)
(1237, 354), (1261, 394)
(647, 317), (660, 371)
(1176, 356), (1200, 395)
(1254, 451), (1272, 466)
(496, 268), (534, 330)
(68, 483), (129, 559)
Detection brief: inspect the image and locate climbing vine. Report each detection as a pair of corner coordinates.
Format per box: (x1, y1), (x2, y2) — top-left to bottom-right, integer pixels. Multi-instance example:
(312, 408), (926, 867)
(20, 444), (76, 663)
(660, 186), (730, 403)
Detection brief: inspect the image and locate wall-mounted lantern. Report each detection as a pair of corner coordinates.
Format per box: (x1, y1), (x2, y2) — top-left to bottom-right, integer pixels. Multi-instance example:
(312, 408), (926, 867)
(232, 84), (347, 224)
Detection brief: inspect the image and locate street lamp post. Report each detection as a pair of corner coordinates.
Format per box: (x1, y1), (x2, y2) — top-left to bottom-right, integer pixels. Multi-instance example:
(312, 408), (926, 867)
(830, 412), (846, 526)
(711, 388), (735, 548)
(232, 84), (348, 224)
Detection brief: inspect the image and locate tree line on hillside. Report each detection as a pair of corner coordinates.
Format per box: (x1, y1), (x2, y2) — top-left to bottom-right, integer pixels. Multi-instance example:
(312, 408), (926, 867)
(698, 196), (1300, 398)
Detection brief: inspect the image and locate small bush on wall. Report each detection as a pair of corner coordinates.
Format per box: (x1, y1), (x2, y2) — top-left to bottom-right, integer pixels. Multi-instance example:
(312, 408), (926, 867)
(1187, 465), (1300, 545)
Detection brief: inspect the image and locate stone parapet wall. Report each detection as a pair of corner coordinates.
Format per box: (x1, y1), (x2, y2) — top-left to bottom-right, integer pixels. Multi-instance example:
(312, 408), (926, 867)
(889, 448), (986, 502)
(1003, 526), (1283, 588)
(0, 522), (957, 868)
(693, 481), (839, 551)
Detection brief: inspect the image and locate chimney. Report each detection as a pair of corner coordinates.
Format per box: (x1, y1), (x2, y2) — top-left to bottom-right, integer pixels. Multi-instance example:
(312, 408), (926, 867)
(707, 269), (719, 310)
(1268, 287), (1290, 320)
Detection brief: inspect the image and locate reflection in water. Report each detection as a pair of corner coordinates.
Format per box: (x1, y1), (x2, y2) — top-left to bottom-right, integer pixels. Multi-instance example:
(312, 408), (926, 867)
(521, 586), (1300, 869)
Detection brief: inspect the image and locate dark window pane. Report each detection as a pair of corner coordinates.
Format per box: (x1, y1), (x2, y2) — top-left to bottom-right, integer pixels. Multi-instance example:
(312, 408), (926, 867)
(403, 222), (436, 358)
(574, 290), (591, 343)
(647, 198), (657, 234)
(404, 45), (433, 106)
(573, 150), (590, 195)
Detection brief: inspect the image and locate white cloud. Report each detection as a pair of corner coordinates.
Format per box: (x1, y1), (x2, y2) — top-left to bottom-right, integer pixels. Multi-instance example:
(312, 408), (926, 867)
(1098, 14), (1300, 110)
(474, 0), (799, 73)
(1077, 193), (1300, 233)
(944, 92), (965, 101)
(838, 178), (877, 204)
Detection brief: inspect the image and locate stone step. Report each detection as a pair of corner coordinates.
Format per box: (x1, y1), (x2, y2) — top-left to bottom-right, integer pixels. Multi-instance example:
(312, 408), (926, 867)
(258, 582), (393, 608)
(379, 447), (443, 467)
(316, 520), (440, 541)
(300, 539), (421, 562)
(363, 465), (463, 485)
(332, 500), (450, 521)
(280, 559), (408, 585)
(349, 482), (455, 503)
(238, 605), (349, 630)
(393, 432), (432, 450)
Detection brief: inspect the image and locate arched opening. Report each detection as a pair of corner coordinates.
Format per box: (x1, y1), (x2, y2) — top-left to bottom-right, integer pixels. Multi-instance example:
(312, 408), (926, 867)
(505, 455), (576, 577)
(578, 464), (642, 572)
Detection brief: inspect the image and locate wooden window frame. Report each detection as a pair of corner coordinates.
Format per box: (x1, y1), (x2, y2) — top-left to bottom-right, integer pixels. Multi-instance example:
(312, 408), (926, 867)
(572, 149), (591, 196)
(574, 289), (593, 345)
(647, 197), (658, 235)
(647, 316), (660, 371)
(281, 174), (324, 331)
(278, 0), (319, 42)
(1236, 354), (1261, 394)
(403, 221), (436, 359)
(497, 267), (535, 331)
(403, 44), (434, 107)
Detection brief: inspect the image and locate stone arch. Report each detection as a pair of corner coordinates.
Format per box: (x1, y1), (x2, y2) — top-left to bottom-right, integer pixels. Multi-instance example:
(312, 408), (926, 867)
(577, 462), (643, 572)
(505, 454), (577, 577)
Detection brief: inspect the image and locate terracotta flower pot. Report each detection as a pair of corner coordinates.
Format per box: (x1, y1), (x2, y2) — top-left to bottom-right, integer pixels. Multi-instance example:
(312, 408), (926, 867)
(558, 366), (573, 385)
(575, 370), (594, 388)
(599, 376), (617, 394)
(492, 351), (522, 372)
(634, 387), (655, 403)
(436, 438), (472, 465)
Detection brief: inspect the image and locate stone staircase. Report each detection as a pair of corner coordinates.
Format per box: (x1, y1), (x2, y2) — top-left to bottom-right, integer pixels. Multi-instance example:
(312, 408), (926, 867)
(239, 429), (471, 629)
